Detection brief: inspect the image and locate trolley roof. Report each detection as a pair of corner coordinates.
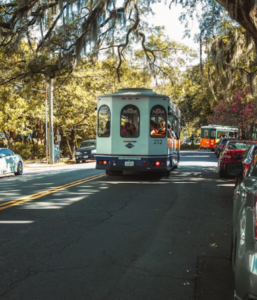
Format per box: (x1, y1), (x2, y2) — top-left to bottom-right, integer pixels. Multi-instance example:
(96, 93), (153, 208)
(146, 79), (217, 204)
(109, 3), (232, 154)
(98, 88), (181, 118)
(99, 88), (167, 97)
(201, 125), (238, 130)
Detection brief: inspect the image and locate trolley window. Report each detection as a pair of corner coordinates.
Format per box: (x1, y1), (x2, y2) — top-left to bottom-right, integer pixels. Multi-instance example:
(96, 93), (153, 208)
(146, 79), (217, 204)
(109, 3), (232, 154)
(98, 105), (111, 137)
(120, 105), (140, 138)
(150, 105), (167, 138)
(210, 129), (216, 138)
(217, 131), (227, 138)
(204, 130), (209, 138)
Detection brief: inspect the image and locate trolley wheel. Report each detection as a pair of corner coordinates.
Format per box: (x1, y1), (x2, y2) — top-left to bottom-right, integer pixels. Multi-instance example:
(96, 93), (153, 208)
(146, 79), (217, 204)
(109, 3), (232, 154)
(106, 170), (123, 176)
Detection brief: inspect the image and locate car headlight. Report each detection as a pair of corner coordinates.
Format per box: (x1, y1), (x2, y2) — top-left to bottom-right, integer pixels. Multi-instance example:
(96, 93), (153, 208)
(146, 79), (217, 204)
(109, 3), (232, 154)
(91, 149), (97, 154)
(75, 151), (82, 155)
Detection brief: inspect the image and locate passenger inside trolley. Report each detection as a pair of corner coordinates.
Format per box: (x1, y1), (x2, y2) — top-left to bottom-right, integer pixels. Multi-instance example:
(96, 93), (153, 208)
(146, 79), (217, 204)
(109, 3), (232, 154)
(150, 120), (158, 134)
(158, 120), (166, 136)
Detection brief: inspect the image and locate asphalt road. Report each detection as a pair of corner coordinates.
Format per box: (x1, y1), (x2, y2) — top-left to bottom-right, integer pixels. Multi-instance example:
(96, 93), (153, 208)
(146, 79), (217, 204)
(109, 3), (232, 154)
(0, 151), (234, 300)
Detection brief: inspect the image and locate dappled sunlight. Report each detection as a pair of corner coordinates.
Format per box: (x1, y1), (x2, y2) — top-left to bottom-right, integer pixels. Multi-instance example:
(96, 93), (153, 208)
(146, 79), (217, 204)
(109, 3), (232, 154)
(21, 196), (87, 210)
(0, 151), (234, 220)
(180, 161), (217, 167)
(105, 181), (169, 184)
(168, 182), (197, 184)
(18, 182), (109, 210)
(0, 220), (34, 224)
(182, 155), (213, 158)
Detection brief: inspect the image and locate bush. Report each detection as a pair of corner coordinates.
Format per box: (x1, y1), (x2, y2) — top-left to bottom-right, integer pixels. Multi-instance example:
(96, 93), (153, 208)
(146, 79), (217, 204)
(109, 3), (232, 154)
(180, 144), (200, 150)
(13, 142), (46, 160)
(31, 143), (45, 159)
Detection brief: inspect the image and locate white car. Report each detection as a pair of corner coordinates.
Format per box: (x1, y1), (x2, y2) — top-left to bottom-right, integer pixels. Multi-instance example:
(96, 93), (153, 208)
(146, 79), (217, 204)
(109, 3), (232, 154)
(0, 148), (23, 176)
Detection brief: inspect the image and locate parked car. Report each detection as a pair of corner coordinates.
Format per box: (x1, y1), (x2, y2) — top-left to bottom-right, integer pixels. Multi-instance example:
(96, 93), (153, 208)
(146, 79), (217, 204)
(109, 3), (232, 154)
(216, 137), (236, 158)
(214, 139), (222, 156)
(0, 148), (23, 176)
(218, 140), (250, 178)
(234, 144), (257, 187)
(226, 160), (257, 300)
(75, 140), (96, 163)
(194, 139), (200, 145)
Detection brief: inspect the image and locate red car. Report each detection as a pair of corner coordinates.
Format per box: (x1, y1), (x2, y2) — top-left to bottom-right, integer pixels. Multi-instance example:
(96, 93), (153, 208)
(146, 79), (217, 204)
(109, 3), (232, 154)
(218, 140), (251, 178)
(234, 143), (257, 186)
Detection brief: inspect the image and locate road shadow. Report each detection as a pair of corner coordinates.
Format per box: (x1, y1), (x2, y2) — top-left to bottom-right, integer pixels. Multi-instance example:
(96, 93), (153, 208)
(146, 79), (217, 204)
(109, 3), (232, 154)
(195, 256), (234, 300)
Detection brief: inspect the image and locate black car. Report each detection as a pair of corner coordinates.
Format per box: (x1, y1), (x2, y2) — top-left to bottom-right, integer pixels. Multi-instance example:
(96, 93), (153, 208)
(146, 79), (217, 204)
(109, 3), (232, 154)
(216, 137), (236, 158)
(75, 140), (96, 163)
(214, 139), (223, 156)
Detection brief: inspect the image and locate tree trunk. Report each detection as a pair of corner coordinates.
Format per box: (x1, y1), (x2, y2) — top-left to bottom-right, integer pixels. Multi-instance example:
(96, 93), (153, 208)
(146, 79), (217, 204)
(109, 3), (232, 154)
(66, 130), (76, 160)
(217, 1), (257, 47)
(249, 123), (254, 140)
(3, 130), (13, 150)
(66, 136), (72, 160)
(70, 129), (76, 160)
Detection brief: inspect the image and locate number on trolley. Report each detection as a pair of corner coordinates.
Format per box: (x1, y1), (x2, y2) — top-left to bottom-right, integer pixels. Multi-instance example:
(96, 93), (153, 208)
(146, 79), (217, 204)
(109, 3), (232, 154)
(154, 139), (162, 145)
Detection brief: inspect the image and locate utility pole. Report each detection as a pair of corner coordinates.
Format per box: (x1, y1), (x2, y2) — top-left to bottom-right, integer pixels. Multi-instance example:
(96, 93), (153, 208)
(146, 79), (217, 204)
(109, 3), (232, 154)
(48, 78), (55, 164)
(45, 83), (48, 164)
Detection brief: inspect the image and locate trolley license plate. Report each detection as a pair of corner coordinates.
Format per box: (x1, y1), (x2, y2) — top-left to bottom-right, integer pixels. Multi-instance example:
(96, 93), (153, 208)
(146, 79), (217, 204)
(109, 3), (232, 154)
(125, 161), (134, 167)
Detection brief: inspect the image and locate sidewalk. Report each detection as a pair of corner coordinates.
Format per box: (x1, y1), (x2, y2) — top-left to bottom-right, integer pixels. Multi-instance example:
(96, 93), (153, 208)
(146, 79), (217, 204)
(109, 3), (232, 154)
(24, 160), (95, 168)
(24, 162), (68, 168)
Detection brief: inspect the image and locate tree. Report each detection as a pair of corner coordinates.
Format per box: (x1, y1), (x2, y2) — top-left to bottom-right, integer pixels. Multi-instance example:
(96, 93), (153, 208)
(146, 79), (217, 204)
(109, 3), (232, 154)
(207, 89), (257, 138)
(0, 30), (196, 158)
(193, 23), (257, 108)
(1, 0), (257, 83)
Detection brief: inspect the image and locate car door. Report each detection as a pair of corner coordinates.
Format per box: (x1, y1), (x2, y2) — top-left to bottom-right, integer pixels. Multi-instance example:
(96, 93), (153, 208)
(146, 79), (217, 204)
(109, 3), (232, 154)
(1, 149), (16, 173)
(242, 145), (255, 178)
(234, 150), (257, 239)
(0, 150), (7, 175)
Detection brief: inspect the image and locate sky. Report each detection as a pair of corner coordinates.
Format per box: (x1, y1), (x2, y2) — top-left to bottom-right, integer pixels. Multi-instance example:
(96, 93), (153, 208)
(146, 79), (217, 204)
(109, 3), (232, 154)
(149, 2), (201, 64)
(151, 3), (200, 50)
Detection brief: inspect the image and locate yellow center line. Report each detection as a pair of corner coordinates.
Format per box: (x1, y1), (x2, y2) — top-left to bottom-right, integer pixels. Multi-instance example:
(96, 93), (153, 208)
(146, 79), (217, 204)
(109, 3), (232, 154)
(0, 173), (105, 211)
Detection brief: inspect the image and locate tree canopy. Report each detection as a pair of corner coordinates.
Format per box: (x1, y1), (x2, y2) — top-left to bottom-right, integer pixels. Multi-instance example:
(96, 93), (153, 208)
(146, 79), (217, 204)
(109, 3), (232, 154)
(1, 0), (257, 82)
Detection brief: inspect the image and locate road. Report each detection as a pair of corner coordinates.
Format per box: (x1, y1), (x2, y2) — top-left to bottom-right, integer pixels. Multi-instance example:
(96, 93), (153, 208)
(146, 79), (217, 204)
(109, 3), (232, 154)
(0, 151), (234, 300)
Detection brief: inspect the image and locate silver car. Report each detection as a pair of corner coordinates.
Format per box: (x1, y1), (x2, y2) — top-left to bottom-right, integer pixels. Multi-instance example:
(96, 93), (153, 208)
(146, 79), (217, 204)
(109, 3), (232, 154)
(0, 148), (23, 176)
(227, 158), (257, 300)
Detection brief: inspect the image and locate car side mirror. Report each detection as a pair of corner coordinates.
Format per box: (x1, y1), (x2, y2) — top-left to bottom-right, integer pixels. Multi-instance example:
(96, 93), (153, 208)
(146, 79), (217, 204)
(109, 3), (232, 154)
(226, 162), (243, 177)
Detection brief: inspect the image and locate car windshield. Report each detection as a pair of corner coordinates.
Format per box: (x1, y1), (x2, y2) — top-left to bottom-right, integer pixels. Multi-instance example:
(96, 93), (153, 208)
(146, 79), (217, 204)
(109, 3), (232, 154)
(79, 141), (96, 148)
(228, 142), (248, 150)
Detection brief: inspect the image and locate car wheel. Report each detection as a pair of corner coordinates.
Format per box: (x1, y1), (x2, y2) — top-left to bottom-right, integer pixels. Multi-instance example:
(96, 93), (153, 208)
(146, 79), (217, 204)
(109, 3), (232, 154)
(15, 162), (23, 176)
(162, 170), (171, 177)
(232, 235), (237, 273)
(219, 169), (226, 178)
(106, 170), (123, 176)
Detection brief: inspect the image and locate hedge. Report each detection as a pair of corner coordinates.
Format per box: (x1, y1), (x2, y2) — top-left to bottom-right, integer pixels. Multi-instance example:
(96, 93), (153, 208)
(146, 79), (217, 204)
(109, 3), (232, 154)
(180, 144), (200, 150)
(13, 142), (46, 160)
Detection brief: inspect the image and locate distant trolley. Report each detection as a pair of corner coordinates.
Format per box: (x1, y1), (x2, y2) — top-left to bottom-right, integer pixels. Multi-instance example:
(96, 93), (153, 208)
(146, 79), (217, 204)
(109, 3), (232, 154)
(200, 125), (239, 150)
(96, 88), (181, 176)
